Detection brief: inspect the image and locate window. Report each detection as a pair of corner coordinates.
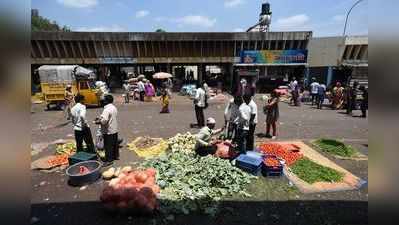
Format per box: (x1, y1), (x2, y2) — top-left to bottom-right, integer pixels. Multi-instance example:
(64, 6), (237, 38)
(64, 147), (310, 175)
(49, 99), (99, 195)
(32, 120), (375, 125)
(79, 81), (89, 90)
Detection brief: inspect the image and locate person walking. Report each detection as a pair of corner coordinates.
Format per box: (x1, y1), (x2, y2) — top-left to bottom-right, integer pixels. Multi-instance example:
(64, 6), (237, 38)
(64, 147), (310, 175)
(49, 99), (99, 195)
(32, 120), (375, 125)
(64, 85), (74, 120)
(332, 82), (344, 109)
(194, 82), (206, 127)
(346, 81), (359, 115)
(224, 95), (242, 140)
(235, 97), (251, 154)
(244, 94), (258, 151)
(123, 81), (130, 103)
(145, 80), (155, 102)
(70, 94), (95, 153)
(310, 78), (320, 105)
(317, 83), (326, 109)
(265, 90), (280, 139)
(137, 78), (145, 102)
(160, 89), (170, 113)
(195, 117), (224, 156)
(289, 77), (298, 105)
(359, 85), (368, 118)
(95, 95), (119, 166)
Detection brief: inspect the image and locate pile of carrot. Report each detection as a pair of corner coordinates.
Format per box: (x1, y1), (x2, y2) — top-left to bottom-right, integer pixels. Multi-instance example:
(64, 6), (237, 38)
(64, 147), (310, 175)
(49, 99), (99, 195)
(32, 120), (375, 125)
(100, 168), (160, 214)
(47, 154), (69, 167)
(259, 143), (303, 166)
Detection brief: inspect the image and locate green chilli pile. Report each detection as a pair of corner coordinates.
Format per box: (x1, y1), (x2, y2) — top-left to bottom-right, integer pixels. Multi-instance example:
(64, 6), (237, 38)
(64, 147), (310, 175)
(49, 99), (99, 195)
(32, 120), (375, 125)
(141, 152), (256, 215)
(167, 132), (196, 155)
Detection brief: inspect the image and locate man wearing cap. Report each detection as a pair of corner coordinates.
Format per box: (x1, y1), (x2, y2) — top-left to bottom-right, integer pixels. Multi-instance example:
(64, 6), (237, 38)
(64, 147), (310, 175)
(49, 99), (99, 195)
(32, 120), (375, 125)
(195, 117), (224, 156)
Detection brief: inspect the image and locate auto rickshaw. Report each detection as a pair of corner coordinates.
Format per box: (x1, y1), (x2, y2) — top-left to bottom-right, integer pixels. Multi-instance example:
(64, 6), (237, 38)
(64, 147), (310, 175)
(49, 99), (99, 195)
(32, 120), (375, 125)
(38, 65), (104, 109)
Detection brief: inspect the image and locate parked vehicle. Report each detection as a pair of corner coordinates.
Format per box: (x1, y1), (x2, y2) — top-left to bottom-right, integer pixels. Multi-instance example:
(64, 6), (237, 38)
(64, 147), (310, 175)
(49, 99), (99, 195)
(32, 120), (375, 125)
(38, 65), (104, 109)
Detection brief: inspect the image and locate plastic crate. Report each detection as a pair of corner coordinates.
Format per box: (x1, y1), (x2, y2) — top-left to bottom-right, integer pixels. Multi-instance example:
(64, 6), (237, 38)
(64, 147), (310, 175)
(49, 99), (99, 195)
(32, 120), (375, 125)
(236, 154), (263, 176)
(262, 155), (283, 177)
(246, 151), (264, 160)
(68, 152), (97, 166)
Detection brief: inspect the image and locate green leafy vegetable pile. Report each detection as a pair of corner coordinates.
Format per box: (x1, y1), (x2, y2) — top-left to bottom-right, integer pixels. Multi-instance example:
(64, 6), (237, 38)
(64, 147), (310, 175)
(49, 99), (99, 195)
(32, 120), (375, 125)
(290, 158), (344, 184)
(314, 139), (357, 157)
(142, 151), (256, 215)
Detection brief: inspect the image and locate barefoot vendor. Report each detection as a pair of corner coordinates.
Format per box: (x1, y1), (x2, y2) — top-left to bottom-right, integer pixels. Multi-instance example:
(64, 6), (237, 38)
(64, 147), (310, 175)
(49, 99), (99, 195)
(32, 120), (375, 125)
(195, 117), (224, 156)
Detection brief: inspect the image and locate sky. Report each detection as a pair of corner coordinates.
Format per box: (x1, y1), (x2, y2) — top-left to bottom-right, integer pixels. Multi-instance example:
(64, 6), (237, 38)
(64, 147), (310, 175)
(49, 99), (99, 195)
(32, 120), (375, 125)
(31, 0), (368, 37)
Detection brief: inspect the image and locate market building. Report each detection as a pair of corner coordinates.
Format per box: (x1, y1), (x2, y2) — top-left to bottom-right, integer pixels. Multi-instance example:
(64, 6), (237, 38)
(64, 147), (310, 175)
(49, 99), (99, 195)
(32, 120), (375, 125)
(307, 35), (368, 88)
(31, 31), (312, 93)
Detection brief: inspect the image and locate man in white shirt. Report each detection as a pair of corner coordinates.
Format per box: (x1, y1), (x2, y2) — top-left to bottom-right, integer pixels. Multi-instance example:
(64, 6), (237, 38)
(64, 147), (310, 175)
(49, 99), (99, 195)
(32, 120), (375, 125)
(194, 83), (206, 127)
(245, 95), (258, 151)
(310, 77), (320, 106)
(235, 97), (251, 153)
(71, 94), (95, 153)
(95, 95), (119, 166)
(224, 96), (242, 140)
(137, 78), (145, 102)
(289, 77), (298, 104)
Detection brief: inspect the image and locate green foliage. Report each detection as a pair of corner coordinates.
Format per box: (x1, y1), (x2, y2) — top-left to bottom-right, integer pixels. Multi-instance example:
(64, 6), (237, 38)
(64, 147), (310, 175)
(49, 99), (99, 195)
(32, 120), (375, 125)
(155, 28), (166, 32)
(290, 158), (344, 184)
(141, 151), (256, 215)
(314, 139), (357, 157)
(31, 14), (71, 32)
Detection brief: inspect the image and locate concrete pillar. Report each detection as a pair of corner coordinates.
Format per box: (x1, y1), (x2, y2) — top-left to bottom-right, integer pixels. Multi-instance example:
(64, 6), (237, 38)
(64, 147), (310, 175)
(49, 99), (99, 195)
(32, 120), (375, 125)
(167, 64), (171, 74)
(197, 64), (203, 84)
(327, 66), (333, 87)
(305, 67), (310, 87)
(229, 63), (234, 94)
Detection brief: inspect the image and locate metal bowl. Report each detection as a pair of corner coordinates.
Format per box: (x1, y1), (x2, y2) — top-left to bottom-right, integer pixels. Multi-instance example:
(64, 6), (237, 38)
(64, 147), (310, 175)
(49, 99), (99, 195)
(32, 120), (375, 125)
(66, 160), (102, 186)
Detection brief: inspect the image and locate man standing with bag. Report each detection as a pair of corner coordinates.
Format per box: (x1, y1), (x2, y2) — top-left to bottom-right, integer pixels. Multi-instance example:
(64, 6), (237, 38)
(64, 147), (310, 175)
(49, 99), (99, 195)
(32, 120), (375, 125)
(235, 96), (251, 154)
(71, 94), (95, 153)
(95, 95), (119, 167)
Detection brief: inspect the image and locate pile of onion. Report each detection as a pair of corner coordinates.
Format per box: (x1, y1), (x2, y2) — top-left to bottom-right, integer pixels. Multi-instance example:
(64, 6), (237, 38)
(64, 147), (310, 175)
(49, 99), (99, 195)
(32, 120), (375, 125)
(100, 168), (160, 214)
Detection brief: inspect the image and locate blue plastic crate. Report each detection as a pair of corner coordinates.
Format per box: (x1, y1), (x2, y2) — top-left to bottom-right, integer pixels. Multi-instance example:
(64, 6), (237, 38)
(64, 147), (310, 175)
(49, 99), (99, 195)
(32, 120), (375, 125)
(236, 154), (263, 176)
(246, 151), (264, 160)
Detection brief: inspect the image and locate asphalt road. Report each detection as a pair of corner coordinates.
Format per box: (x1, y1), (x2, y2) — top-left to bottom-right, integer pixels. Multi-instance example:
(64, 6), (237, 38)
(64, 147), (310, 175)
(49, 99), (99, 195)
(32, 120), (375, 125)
(31, 94), (368, 225)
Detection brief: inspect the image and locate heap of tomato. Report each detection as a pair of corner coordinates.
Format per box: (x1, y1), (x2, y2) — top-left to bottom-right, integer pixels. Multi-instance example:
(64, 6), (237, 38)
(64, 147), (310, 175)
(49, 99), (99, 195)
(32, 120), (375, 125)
(264, 157), (280, 167)
(259, 143), (303, 166)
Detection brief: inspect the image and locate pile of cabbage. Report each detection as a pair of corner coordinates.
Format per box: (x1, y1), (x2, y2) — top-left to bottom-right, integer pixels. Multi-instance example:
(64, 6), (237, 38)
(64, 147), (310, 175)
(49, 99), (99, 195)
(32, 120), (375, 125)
(167, 132), (196, 155)
(141, 151), (256, 215)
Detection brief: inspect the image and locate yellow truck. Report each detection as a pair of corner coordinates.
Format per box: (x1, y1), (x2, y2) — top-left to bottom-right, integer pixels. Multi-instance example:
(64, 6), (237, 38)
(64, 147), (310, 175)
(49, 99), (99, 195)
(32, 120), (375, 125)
(38, 65), (104, 109)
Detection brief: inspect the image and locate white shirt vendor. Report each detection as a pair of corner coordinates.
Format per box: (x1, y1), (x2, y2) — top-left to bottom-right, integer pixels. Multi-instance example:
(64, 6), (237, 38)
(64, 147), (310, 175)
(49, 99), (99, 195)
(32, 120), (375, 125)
(238, 103), (251, 131)
(71, 102), (88, 131)
(310, 82), (320, 94)
(137, 81), (145, 92)
(195, 87), (206, 107)
(248, 99), (258, 125)
(100, 103), (118, 135)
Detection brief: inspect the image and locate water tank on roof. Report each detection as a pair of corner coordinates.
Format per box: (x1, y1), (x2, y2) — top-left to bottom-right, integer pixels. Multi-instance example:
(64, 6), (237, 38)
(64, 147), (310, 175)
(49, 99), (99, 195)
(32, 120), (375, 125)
(261, 3), (271, 15)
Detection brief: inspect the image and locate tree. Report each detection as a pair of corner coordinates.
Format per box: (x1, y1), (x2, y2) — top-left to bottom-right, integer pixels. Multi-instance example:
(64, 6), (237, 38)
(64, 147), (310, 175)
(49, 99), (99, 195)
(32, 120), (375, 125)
(31, 13), (71, 32)
(155, 28), (166, 32)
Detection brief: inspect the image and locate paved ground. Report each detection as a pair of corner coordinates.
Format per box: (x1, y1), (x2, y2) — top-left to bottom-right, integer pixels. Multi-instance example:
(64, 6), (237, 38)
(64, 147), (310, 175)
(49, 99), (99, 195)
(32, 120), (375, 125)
(31, 93), (368, 225)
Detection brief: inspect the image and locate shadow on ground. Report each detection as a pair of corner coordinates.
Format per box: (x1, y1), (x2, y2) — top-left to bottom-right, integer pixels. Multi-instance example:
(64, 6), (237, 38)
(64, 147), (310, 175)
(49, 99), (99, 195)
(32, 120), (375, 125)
(31, 199), (367, 225)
